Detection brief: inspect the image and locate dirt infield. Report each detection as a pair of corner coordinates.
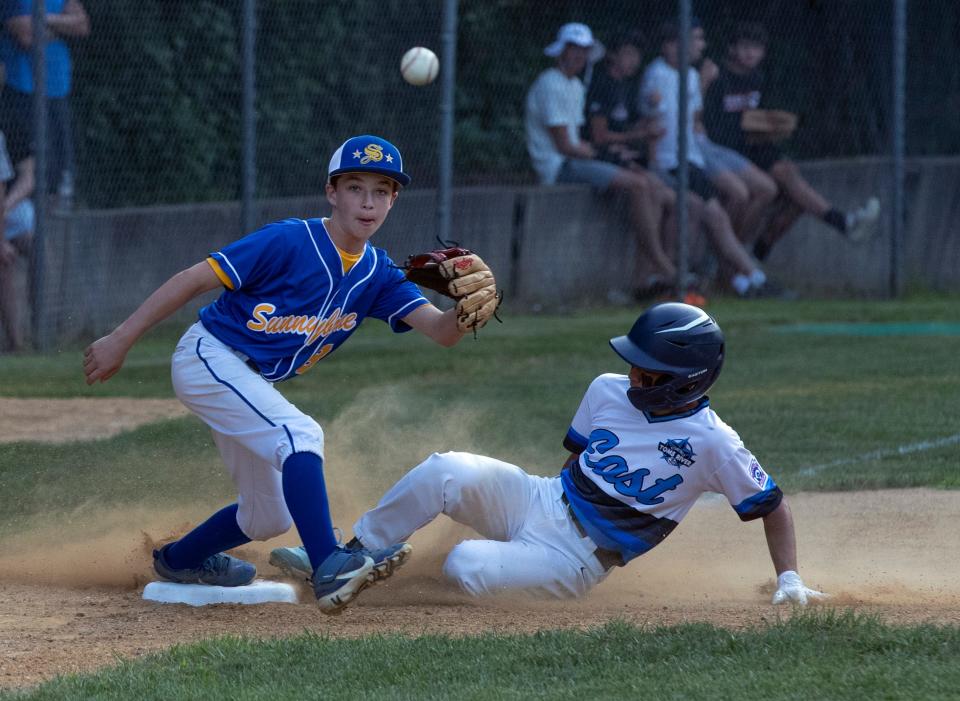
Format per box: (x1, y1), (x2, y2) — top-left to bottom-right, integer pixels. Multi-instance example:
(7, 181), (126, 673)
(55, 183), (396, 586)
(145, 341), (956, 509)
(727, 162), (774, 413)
(2, 401), (958, 689)
(0, 398), (188, 444)
(2, 488), (959, 690)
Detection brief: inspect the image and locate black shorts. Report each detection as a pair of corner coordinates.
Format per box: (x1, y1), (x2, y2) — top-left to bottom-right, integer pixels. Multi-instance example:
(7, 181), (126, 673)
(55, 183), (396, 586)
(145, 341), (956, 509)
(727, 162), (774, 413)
(743, 144), (785, 172)
(0, 86), (34, 164)
(667, 164), (717, 201)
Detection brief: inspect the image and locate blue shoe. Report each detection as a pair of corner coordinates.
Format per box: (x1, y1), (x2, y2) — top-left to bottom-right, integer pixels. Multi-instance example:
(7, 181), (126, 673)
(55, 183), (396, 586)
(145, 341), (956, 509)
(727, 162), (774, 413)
(313, 547), (375, 614)
(270, 539), (412, 583)
(153, 544), (256, 587)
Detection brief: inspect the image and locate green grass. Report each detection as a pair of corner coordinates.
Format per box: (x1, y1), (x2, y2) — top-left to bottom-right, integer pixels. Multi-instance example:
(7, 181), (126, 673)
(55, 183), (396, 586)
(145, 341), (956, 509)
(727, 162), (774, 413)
(4, 613), (960, 700)
(1, 297), (959, 536)
(2, 298), (960, 698)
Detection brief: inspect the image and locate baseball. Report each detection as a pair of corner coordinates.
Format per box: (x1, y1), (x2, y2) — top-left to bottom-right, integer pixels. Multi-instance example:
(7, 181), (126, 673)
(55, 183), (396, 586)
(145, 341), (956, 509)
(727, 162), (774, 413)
(401, 46), (439, 86)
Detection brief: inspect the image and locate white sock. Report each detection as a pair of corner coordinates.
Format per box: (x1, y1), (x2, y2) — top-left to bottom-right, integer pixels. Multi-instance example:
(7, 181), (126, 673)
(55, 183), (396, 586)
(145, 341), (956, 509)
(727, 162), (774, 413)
(749, 269), (767, 288)
(731, 274), (751, 295)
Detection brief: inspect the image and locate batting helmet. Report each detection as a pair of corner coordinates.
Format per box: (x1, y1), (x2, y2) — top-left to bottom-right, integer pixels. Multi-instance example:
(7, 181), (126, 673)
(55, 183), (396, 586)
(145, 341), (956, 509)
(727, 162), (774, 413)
(609, 302), (725, 412)
(327, 135), (411, 187)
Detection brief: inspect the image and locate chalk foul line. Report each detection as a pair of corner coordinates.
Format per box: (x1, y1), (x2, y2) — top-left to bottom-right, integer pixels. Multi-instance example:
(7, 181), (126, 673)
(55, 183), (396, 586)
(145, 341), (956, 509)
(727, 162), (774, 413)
(798, 433), (960, 477)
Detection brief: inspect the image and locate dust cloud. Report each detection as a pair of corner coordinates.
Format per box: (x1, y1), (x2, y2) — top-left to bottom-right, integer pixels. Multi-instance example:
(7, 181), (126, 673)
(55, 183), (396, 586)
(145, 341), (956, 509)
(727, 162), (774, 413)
(2, 389), (958, 611)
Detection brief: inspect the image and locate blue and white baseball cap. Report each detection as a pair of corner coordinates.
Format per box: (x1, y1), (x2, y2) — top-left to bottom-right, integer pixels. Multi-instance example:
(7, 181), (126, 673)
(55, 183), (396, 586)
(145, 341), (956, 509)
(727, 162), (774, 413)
(327, 135), (411, 187)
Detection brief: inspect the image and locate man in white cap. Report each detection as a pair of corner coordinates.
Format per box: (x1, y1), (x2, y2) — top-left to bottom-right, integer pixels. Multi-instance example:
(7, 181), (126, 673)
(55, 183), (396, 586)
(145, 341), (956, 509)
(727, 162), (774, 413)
(525, 22), (680, 294)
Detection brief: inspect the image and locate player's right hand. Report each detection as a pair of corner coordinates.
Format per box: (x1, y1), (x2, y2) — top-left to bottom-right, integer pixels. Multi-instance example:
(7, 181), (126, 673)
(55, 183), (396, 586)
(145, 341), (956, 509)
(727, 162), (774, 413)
(83, 332), (130, 385)
(771, 570), (828, 606)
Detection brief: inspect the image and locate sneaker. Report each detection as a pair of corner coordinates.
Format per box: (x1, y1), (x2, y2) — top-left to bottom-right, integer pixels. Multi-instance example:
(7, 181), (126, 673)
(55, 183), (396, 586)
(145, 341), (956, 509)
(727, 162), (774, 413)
(269, 545), (313, 580)
(312, 547), (375, 614)
(270, 539), (413, 583)
(845, 197), (880, 243)
(346, 537), (412, 582)
(153, 544), (256, 587)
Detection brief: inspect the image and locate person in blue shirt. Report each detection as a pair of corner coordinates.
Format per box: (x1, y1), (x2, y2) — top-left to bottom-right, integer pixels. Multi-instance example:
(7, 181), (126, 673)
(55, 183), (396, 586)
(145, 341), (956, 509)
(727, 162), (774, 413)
(82, 135), (500, 613)
(0, 0), (89, 198)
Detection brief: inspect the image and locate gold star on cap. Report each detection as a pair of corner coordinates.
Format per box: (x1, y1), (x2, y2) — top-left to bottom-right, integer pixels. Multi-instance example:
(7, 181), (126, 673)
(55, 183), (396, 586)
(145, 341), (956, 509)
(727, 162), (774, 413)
(385, 154), (394, 163)
(352, 149), (362, 159)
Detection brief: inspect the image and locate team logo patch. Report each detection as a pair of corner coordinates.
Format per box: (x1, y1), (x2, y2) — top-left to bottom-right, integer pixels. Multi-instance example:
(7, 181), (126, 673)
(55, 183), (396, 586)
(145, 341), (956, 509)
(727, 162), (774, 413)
(749, 458), (767, 488)
(658, 438), (696, 468)
(360, 143), (384, 164)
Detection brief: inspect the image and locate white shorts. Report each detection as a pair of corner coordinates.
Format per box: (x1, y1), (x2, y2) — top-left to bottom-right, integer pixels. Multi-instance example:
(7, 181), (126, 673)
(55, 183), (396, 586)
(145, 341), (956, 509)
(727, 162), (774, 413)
(696, 134), (752, 178)
(5, 199), (33, 240)
(354, 452), (612, 599)
(171, 321), (325, 541)
(556, 157), (622, 191)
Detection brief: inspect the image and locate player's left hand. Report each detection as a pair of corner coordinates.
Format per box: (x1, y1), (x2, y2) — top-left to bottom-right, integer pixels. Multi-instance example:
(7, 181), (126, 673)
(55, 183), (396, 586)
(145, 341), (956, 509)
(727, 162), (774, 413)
(772, 570), (828, 606)
(440, 253), (499, 332)
(402, 247), (501, 333)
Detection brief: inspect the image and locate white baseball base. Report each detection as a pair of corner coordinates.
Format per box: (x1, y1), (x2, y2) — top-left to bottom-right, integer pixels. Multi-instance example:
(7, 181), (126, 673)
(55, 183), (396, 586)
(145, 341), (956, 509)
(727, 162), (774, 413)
(143, 579), (299, 606)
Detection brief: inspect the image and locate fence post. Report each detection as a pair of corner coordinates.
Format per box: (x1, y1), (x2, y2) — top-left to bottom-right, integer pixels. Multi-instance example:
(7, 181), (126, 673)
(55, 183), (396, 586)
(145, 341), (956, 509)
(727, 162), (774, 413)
(30, 0), (48, 350)
(890, 0), (906, 298)
(436, 0), (457, 245)
(675, 0), (692, 300)
(241, 0), (257, 235)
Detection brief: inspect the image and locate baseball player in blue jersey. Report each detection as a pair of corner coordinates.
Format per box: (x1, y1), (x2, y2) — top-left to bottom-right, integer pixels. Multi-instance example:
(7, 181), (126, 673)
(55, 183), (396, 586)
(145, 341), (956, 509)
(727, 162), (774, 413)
(82, 135), (499, 613)
(272, 303), (825, 605)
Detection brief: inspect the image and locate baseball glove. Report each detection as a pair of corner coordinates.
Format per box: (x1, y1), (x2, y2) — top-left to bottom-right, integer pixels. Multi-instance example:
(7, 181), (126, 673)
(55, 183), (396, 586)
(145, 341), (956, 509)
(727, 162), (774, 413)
(401, 246), (501, 333)
(741, 109), (798, 144)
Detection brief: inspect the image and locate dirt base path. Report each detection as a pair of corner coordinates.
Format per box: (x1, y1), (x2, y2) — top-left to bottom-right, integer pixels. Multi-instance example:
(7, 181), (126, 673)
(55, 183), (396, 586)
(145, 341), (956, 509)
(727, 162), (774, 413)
(2, 488), (959, 690)
(0, 398), (188, 444)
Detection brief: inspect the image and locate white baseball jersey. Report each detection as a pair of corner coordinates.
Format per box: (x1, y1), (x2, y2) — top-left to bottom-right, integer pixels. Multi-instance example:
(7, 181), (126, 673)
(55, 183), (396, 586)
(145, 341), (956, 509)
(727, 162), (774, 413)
(525, 67), (587, 185)
(561, 373), (782, 563)
(640, 57), (705, 170)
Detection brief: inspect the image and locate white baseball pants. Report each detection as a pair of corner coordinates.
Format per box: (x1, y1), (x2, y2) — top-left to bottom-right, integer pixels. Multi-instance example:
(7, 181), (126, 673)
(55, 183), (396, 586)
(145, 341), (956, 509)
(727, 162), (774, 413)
(171, 322), (325, 541)
(353, 452), (610, 599)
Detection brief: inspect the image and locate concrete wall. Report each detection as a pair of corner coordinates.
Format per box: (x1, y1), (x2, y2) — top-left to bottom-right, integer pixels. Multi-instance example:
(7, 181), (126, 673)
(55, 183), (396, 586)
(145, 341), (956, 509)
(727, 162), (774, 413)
(760, 156), (960, 295)
(8, 156), (959, 348)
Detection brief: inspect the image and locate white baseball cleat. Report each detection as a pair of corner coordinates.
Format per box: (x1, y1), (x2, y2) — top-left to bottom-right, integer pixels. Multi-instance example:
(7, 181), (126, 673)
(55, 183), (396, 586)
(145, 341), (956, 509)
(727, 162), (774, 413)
(845, 197), (880, 243)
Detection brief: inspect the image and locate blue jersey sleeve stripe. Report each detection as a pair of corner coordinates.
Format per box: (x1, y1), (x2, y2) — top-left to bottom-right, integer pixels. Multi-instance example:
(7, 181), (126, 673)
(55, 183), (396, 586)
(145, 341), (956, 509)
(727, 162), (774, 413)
(733, 486), (784, 522)
(387, 297), (430, 327)
(564, 427), (589, 452)
(211, 251), (242, 289)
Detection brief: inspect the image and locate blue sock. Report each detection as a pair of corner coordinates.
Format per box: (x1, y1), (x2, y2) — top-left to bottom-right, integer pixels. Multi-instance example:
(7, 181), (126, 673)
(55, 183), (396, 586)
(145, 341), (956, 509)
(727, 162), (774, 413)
(282, 452), (337, 572)
(164, 503), (251, 570)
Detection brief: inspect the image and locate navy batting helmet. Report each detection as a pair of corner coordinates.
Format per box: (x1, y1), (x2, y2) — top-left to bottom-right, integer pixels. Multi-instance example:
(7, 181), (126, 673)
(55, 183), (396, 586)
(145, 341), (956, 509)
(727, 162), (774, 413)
(609, 302), (725, 412)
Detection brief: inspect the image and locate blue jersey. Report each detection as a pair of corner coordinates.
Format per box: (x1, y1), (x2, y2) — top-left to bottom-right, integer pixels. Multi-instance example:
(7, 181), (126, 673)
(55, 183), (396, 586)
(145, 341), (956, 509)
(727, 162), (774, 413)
(199, 217), (428, 382)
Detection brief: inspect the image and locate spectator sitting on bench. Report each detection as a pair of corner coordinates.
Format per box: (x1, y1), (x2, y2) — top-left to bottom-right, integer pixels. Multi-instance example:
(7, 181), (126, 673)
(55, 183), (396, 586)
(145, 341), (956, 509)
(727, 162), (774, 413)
(525, 22), (678, 293)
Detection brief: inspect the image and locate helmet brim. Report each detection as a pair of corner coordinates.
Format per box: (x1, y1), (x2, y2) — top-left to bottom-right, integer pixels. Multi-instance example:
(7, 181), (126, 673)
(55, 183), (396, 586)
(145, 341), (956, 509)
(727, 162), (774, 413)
(609, 335), (680, 374)
(328, 166), (411, 188)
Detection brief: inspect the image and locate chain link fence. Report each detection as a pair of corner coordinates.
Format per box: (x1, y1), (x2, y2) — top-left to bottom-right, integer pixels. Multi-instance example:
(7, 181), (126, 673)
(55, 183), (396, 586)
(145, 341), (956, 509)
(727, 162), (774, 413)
(1, 1), (958, 349)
